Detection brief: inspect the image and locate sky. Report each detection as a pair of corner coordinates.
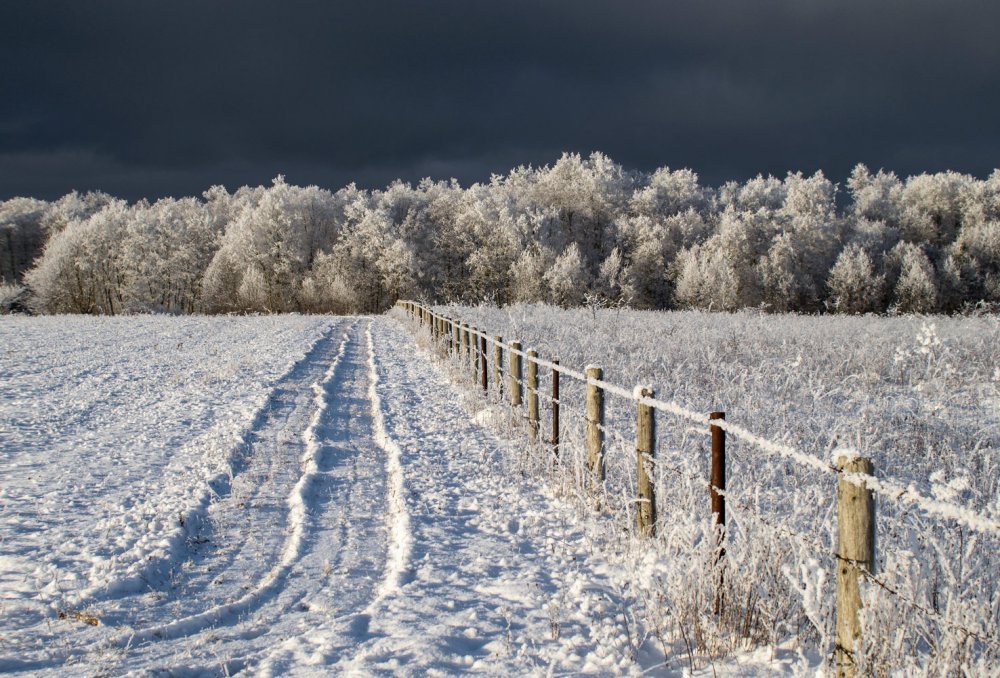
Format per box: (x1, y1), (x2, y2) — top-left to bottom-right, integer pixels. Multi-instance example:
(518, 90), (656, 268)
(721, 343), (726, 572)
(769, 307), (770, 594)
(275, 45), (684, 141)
(2, 0), (999, 201)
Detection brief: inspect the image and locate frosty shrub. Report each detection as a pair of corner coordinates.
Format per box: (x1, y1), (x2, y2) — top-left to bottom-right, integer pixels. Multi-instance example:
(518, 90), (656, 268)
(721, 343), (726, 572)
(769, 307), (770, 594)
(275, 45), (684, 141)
(827, 244), (886, 314)
(892, 242), (940, 313)
(0, 283), (28, 313)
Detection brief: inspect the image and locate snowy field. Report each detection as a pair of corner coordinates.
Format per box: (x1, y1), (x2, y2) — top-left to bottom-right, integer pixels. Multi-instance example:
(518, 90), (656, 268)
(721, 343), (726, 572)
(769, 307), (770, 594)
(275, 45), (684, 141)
(1, 314), (711, 676)
(2, 310), (997, 675)
(429, 303), (1000, 675)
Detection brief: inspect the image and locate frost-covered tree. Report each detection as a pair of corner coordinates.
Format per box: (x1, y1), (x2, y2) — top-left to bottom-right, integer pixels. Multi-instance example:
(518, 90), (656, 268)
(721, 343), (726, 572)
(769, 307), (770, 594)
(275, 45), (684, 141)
(25, 200), (131, 314)
(118, 198), (222, 313)
(0, 197), (49, 283)
(11, 153), (1000, 316)
(673, 209), (766, 310)
(544, 243), (589, 307)
(509, 244), (554, 304)
(827, 244), (886, 314)
(202, 177), (341, 312)
(899, 171), (972, 247)
(630, 167), (710, 219)
(847, 164), (904, 228)
(529, 152), (631, 269)
(891, 243), (939, 313)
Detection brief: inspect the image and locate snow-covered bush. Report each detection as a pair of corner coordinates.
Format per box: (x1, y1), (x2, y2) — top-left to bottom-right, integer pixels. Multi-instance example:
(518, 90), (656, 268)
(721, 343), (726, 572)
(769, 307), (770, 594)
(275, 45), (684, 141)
(0, 283), (28, 313)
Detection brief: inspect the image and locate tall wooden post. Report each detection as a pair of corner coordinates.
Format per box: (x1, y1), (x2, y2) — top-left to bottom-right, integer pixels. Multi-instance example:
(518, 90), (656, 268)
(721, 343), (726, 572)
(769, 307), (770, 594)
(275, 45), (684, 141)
(453, 320), (461, 354)
(835, 455), (876, 678)
(636, 386), (656, 537)
(509, 342), (522, 407)
(479, 336), (488, 391)
(526, 349), (539, 441)
(551, 359), (560, 458)
(493, 336), (503, 394)
(460, 322), (468, 357)
(710, 411), (727, 615)
(709, 412), (726, 553)
(586, 366), (605, 486)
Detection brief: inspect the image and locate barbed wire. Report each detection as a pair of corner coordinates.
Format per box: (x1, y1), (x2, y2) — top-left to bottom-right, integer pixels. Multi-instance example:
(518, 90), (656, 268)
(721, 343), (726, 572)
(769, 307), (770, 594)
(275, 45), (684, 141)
(859, 568), (1000, 650)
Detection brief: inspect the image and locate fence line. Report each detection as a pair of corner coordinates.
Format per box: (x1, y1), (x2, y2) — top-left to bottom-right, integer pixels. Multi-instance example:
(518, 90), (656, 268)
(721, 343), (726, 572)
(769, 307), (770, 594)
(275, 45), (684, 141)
(409, 302), (1000, 537)
(398, 300), (998, 674)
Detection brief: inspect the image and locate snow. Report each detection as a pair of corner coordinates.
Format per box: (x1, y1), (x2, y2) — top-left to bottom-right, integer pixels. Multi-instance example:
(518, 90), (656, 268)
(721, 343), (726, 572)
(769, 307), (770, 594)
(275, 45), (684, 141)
(3, 307), (996, 674)
(3, 314), (804, 675)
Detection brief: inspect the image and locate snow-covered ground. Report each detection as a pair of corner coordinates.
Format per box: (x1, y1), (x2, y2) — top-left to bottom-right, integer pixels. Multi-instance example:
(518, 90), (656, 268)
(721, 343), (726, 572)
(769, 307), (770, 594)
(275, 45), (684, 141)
(2, 310), (996, 675)
(0, 314), (729, 675)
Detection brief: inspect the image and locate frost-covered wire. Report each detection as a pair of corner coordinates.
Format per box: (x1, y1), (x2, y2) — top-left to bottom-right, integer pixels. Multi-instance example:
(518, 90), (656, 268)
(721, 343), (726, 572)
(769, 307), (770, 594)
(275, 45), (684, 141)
(406, 303), (1000, 537)
(860, 568), (1000, 650)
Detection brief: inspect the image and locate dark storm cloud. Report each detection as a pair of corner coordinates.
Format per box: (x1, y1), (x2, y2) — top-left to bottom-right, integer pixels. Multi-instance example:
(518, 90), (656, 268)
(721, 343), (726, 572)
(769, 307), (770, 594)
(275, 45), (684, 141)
(2, 0), (999, 200)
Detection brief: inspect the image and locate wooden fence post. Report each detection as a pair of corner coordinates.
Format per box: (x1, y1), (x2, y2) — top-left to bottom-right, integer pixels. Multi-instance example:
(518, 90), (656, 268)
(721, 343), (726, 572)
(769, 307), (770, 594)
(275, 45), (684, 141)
(710, 411), (727, 615)
(835, 455), (876, 678)
(460, 322), (468, 357)
(453, 320), (461, 354)
(509, 341), (523, 407)
(709, 412), (726, 554)
(526, 349), (539, 441)
(636, 386), (656, 537)
(551, 359), (560, 459)
(493, 336), (503, 394)
(586, 366), (605, 486)
(479, 336), (488, 391)
(470, 327), (479, 373)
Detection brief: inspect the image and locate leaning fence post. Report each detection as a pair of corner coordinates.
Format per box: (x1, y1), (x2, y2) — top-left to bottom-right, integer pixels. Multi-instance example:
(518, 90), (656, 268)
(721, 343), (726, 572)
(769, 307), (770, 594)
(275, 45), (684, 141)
(526, 349), (539, 441)
(551, 359), (560, 459)
(586, 366), (605, 486)
(493, 336), (503, 394)
(509, 341), (523, 408)
(835, 455), (876, 678)
(479, 336), (488, 391)
(636, 386), (656, 537)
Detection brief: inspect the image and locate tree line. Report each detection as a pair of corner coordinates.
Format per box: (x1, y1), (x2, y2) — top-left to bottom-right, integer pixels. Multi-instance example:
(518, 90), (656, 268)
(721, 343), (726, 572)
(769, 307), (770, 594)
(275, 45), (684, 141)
(2, 153), (998, 315)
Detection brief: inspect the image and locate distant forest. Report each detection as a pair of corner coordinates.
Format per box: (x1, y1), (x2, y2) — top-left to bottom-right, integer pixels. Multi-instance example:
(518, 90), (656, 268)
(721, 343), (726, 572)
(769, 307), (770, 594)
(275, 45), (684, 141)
(2, 153), (998, 315)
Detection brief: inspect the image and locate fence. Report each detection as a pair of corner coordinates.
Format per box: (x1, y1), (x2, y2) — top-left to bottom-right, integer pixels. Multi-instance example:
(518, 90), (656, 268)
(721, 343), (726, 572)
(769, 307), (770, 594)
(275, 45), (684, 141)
(397, 300), (1000, 676)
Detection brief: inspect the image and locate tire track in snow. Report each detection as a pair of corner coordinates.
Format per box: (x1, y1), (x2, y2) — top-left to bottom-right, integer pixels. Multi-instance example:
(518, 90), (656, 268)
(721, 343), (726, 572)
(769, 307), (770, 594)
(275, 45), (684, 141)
(365, 319), (413, 605)
(250, 320), (414, 676)
(71, 320), (345, 607)
(120, 323), (357, 645)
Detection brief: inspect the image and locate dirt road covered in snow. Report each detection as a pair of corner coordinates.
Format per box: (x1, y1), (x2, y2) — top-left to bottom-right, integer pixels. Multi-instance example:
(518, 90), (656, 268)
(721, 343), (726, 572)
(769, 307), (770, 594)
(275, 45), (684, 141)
(1, 317), (640, 676)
